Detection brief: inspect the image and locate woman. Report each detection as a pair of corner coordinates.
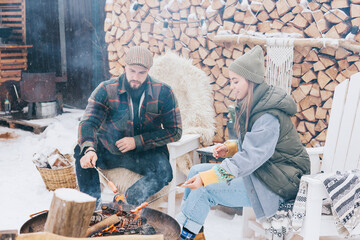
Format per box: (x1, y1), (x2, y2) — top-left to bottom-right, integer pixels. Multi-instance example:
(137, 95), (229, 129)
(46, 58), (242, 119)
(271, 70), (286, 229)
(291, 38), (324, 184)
(176, 45), (310, 240)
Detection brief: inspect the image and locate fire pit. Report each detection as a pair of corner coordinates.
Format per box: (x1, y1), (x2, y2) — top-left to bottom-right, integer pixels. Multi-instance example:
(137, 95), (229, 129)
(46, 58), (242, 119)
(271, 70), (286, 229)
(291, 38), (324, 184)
(20, 204), (180, 240)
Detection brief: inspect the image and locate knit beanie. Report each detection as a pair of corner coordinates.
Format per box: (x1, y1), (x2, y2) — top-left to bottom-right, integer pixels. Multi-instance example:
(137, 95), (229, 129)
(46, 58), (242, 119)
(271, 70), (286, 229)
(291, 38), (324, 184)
(125, 46), (153, 69)
(228, 45), (265, 84)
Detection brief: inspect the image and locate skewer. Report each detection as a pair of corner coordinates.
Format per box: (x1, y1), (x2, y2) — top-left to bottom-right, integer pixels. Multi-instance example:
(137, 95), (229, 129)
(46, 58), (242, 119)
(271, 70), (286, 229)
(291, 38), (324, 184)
(130, 186), (183, 213)
(93, 165), (118, 193)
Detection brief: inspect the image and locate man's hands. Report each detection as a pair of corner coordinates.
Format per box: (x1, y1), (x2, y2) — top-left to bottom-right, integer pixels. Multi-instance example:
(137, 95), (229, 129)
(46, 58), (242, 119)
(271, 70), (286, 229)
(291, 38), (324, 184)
(213, 144), (228, 159)
(80, 148), (98, 169)
(182, 174), (204, 190)
(116, 137), (136, 153)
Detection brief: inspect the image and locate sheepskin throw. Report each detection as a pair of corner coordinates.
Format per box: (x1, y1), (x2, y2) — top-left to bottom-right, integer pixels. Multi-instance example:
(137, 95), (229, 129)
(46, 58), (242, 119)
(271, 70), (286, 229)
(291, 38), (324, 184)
(149, 51), (215, 145)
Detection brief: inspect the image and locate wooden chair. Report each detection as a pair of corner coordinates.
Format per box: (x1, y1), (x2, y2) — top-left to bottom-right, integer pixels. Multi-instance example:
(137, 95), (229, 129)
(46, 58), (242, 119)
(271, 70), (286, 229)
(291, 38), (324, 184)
(241, 72), (360, 239)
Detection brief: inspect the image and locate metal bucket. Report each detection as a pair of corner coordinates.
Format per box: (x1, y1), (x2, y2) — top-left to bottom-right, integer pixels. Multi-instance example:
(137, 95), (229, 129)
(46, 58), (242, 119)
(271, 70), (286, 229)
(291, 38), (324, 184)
(35, 101), (57, 118)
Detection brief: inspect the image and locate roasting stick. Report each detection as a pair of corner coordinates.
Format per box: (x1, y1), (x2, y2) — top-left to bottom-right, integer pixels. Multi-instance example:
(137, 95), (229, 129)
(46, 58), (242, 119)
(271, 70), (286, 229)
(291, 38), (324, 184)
(130, 185), (184, 213)
(92, 165), (118, 193)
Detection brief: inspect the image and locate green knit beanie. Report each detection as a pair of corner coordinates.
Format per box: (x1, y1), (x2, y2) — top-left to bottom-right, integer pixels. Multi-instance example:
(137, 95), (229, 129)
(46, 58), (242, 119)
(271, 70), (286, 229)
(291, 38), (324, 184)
(229, 45), (265, 84)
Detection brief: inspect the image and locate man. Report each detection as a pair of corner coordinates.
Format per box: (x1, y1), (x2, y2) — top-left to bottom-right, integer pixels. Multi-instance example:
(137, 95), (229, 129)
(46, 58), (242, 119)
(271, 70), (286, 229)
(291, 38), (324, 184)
(74, 46), (182, 207)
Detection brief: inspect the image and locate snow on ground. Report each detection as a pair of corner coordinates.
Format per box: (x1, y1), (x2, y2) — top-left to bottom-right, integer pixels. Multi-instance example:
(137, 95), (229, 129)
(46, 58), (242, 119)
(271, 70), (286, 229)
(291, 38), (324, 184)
(0, 108), (243, 239)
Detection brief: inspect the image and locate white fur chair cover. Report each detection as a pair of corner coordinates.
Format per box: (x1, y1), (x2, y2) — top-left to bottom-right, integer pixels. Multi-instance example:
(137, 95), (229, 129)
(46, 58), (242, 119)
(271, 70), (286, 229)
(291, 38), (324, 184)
(101, 52), (215, 206)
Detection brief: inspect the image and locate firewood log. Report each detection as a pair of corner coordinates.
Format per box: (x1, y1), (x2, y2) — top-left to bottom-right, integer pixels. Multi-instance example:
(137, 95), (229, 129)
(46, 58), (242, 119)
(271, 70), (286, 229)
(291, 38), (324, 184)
(325, 67), (338, 80)
(292, 88), (306, 103)
(301, 107), (316, 121)
(244, 10), (258, 25)
(44, 189), (96, 238)
(315, 119), (327, 132)
(316, 107), (328, 120)
(305, 122), (316, 136)
(320, 90), (333, 102)
(342, 63), (359, 78)
(301, 62), (313, 74)
(315, 130), (327, 142)
(276, 0), (291, 17)
(299, 96), (320, 110)
(85, 214), (120, 237)
(297, 121), (306, 133)
(299, 83), (313, 96)
(347, 55), (359, 62)
(318, 71), (332, 89)
(317, 19), (330, 33)
(307, 1), (320, 11)
(302, 69), (317, 83)
(313, 61), (326, 71)
(319, 47), (336, 56)
(324, 9), (348, 23)
(280, 12), (295, 24)
(335, 22), (351, 35)
(214, 101), (228, 113)
(324, 81), (338, 91)
(263, 0), (275, 13)
(335, 48), (351, 59)
(291, 13), (309, 29)
(350, 4), (360, 18)
(257, 21), (272, 33)
(323, 98), (333, 109)
(257, 10), (270, 22)
(324, 26), (340, 39)
(319, 56), (336, 68)
(331, 0), (349, 8)
(250, 2), (264, 12)
(304, 22), (322, 38)
(223, 3), (236, 19)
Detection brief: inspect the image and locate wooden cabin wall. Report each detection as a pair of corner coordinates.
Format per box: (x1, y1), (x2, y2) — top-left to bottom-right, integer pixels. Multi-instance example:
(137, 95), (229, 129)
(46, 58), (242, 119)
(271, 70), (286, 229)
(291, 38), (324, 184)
(25, 0), (109, 108)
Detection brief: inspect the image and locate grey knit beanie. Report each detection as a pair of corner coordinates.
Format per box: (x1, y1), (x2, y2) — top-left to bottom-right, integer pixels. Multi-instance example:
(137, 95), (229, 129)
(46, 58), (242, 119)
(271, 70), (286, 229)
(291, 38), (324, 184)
(228, 45), (265, 84)
(125, 46), (153, 69)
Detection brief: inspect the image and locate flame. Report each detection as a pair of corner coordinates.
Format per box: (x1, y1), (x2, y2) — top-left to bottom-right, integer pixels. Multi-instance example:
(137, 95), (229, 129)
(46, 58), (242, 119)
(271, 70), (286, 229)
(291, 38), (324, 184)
(101, 224), (117, 234)
(133, 210), (142, 220)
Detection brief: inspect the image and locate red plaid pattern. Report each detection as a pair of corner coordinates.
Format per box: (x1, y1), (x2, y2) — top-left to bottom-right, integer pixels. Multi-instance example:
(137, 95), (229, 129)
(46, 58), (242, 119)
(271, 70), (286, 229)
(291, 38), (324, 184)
(78, 74), (182, 154)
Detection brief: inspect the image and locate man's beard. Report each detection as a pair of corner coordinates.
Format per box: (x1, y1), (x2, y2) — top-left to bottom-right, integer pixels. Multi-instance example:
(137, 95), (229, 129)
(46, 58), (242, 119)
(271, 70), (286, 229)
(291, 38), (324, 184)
(129, 80), (142, 89)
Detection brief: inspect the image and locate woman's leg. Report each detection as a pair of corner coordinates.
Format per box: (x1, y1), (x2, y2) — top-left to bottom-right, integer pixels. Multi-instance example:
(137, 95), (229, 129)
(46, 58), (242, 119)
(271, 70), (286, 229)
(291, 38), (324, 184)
(176, 163), (251, 234)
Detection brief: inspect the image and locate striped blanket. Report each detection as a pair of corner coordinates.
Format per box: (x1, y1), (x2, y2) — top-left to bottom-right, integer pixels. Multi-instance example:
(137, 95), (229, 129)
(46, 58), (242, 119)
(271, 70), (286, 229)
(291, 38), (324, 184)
(291, 170), (360, 237)
(262, 170), (360, 239)
(323, 169), (360, 236)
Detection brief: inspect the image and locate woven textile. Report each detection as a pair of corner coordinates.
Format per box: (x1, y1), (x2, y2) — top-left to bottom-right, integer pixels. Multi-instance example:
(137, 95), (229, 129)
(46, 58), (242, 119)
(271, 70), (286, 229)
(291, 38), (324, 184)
(323, 169), (360, 236)
(266, 39), (294, 95)
(262, 201), (295, 240)
(266, 170), (360, 239)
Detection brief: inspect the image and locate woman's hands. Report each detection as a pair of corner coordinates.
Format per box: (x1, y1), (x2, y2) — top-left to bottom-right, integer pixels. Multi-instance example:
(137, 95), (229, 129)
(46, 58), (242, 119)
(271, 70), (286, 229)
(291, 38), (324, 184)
(80, 148), (98, 169)
(213, 144), (228, 159)
(182, 174), (204, 190)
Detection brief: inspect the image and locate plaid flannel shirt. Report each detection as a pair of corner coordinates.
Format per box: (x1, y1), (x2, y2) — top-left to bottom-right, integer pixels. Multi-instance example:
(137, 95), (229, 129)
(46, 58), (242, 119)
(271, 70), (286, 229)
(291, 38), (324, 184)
(78, 74), (182, 155)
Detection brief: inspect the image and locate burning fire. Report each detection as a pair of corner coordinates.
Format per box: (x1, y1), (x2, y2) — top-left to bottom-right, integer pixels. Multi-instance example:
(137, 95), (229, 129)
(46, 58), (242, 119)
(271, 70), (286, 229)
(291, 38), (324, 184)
(88, 193), (153, 237)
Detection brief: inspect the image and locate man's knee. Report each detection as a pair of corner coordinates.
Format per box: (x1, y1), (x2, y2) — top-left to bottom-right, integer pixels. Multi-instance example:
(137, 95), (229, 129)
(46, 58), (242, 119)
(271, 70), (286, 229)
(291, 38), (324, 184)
(156, 164), (173, 183)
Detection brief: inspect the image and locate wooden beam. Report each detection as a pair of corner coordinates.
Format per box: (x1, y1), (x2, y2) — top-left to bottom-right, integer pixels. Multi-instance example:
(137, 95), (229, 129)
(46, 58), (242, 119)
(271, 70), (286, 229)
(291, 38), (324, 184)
(214, 34), (360, 52)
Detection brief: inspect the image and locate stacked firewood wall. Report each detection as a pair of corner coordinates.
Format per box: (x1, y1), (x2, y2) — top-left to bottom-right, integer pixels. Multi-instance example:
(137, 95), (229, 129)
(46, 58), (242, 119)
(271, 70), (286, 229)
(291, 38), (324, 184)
(104, 0), (360, 146)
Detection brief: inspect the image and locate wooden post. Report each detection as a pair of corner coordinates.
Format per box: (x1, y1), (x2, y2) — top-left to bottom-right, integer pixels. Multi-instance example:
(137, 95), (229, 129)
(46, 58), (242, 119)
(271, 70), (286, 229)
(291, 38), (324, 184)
(44, 188), (96, 238)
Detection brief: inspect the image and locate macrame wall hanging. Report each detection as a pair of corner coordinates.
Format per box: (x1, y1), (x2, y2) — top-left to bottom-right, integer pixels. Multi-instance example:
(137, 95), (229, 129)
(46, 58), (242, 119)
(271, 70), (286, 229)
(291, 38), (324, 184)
(265, 38), (294, 95)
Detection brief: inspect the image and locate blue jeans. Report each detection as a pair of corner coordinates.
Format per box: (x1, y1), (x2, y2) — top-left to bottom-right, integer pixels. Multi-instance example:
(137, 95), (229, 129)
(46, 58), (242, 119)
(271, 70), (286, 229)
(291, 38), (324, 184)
(176, 163), (251, 234)
(74, 143), (172, 206)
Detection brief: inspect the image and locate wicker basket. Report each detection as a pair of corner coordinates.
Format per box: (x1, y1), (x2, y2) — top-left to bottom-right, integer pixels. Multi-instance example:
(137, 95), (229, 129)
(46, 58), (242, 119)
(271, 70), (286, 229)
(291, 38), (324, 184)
(36, 165), (78, 191)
